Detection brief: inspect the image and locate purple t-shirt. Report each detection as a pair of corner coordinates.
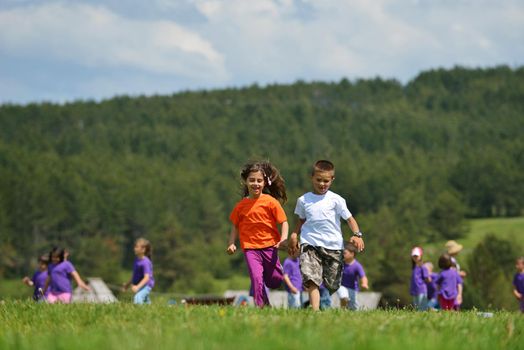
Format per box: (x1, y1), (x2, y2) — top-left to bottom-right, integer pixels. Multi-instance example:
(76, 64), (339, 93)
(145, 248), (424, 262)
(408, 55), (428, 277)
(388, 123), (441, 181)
(426, 272), (438, 300)
(283, 257), (302, 292)
(32, 270), (48, 300)
(341, 259), (366, 291)
(410, 265), (429, 296)
(132, 256), (155, 288)
(48, 261), (75, 293)
(436, 268), (461, 300)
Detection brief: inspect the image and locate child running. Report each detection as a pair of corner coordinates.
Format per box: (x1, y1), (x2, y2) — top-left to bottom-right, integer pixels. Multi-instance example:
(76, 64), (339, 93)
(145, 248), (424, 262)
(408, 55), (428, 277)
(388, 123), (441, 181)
(513, 256), (524, 313)
(22, 254), (49, 301)
(337, 243), (368, 310)
(435, 253), (462, 311)
(410, 247), (430, 311)
(123, 238), (155, 304)
(227, 160), (289, 307)
(44, 247), (90, 303)
(283, 250), (302, 309)
(288, 160), (364, 311)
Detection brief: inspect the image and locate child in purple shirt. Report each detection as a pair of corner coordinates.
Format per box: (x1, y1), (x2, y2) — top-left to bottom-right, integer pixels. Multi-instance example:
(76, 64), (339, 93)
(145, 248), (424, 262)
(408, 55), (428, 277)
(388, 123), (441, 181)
(124, 238), (154, 304)
(22, 255), (49, 301)
(283, 251), (302, 309)
(337, 243), (368, 310)
(513, 256), (524, 312)
(44, 247), (90, 303)
(410, 247), (431, 311)
(435, 253), (462, 311)
(423, 262), (439, 310)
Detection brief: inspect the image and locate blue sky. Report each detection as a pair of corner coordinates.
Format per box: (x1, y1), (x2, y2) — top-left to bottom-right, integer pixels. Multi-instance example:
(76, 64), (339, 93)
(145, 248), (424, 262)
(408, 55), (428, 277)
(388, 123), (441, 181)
(1, 0), (523, 105)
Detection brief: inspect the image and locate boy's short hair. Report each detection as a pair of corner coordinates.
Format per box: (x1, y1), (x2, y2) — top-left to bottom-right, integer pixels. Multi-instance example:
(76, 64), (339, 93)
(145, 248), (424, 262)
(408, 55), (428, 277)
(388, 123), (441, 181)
(344, 242), (358, 254)
(312, 160), (335, 176)
(438, 253), (452, 269)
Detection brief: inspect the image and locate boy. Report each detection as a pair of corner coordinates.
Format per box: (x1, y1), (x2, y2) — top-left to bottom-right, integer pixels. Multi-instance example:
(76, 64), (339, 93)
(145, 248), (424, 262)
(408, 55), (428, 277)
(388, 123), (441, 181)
(22, 255), (49, 301)
(283, 250), (302, 309)
(289, 160), (364, 311)
(513, 256), (524, 313)
(337, 243), (368, 310)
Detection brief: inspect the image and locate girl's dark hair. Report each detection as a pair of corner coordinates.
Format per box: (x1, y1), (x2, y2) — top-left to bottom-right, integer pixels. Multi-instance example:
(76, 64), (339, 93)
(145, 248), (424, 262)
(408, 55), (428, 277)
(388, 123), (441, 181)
(240, 160), (287, 203)
(48, 247), (65, 263)
(438, 253), (452, 270)
(136, 238), (152, 260)
(344, 242), (358, 254)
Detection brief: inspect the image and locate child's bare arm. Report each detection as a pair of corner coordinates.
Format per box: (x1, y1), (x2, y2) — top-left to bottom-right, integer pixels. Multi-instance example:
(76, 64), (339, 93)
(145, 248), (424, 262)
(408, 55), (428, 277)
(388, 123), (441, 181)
(275, 221), (289, 248)
(288, 219), (305, 255)
(514, 288), (522, 300)
(22, 276), (34, 286)
(131, 274), (150, 293)
(346, 217), (364, 251)
(71, 271), (90, 291)
(226, 225), (239, 255)
(457, 283), (463, 304)
(361, 276), (369, 290)
(283, 274), (298, 294)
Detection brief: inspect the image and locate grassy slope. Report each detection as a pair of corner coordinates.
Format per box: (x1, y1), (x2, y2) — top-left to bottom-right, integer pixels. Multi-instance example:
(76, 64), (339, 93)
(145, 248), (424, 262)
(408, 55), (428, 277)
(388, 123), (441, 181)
(0, 302), (522, 350)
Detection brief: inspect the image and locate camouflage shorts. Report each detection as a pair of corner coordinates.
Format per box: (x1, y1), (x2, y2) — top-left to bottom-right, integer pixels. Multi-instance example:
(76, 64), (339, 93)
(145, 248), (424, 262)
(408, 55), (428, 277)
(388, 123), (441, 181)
(300, 244), (343, 294)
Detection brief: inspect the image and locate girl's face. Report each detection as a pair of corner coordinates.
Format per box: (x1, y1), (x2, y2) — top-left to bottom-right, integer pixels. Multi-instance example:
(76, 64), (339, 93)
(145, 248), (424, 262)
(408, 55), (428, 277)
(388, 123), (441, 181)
(412, 255), (421, 263)
(343, 249), (355, 263)
(245, 170), (265, 198)
(39, 262), (48, 271)
(51, 254), (60, 264)
(134, 243), (146, 257)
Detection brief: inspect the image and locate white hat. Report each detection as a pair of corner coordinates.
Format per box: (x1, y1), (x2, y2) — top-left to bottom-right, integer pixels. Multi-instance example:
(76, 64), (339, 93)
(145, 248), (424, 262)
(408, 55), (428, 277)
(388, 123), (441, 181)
(411, 247), (423, 257)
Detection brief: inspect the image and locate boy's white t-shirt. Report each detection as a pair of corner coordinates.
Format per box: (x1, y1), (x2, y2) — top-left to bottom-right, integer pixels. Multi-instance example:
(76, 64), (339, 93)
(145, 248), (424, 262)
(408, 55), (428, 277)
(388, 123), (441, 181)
(294, 190), (352, 250)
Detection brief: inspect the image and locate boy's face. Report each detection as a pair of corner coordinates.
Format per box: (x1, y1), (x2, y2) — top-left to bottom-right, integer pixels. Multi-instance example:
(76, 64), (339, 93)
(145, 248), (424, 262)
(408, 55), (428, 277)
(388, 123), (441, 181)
(343, 249), (355, 262)
(311, 170), (334, 195)
(516, 259), (524, 271)
(245, 171), (265, 198)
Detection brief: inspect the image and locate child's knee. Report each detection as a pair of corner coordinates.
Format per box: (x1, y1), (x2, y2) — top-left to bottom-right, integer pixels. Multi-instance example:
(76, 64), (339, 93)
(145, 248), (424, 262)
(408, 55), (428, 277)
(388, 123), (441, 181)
(304, 280), (319, 292)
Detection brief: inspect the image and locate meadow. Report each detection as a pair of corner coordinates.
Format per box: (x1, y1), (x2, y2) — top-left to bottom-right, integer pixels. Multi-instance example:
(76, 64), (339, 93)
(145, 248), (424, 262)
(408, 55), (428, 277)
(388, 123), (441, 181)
(0, 301), (522, 350)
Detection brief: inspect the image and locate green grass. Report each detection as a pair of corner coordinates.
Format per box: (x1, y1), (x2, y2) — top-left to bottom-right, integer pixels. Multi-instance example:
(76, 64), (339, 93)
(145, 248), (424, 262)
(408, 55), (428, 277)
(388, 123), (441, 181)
(0, 302), (522, 350)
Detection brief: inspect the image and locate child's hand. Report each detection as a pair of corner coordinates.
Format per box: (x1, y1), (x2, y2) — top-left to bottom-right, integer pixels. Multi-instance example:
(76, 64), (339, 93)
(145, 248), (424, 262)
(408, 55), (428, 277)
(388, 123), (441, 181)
(274, 238), (287, 249)
(22, 276), (33, 286)
(456, 294), (463, 305)
(288, 233), (299, 256)
(131, 285), (139, 293)
(226, 244), (237, 255)
(350, 236), (365, 252)
(290, 286), (299, 294)
(361, 283), (369, 290)
(516, 291), (523, 300)
(82, 284), (91, 292)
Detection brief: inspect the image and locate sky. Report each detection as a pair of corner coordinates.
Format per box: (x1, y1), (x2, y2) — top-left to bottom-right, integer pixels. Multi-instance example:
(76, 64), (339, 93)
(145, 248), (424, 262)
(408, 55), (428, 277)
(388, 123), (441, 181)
(0, 0), (523, 105)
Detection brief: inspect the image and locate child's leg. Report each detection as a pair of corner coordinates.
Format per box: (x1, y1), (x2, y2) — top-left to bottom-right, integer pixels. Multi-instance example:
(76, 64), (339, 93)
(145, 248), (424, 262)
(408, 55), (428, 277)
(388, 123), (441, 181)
(348, 288), (358, 310)
(244, 249), (270, 307)
(337, 285), (349, 309)
(299, 244), (323, 311)
(46, 292), (58, 304)
(134, 286), (151, 304)
(261, 247), (284, 289)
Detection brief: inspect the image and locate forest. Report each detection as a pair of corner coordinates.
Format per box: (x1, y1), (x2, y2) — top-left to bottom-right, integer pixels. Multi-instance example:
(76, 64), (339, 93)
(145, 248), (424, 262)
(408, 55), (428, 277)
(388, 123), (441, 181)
(0, 65), (523, 306)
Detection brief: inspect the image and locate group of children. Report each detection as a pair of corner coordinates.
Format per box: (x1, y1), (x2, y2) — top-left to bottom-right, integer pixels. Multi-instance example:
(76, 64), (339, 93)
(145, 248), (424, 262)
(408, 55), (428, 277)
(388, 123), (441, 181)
(23, 238), (154, 305)
(21, 158), (524, 312)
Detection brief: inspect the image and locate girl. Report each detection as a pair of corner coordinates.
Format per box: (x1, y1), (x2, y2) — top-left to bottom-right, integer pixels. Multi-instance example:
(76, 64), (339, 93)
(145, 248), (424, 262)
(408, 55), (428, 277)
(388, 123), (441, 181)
(44, 247), (90, 303)
(123, 238), (155, 304)
(226, 160), (289, 307)
(410, 246), (431, 311)
(22, 254), (49, 301)
(436, 253), (462, 311)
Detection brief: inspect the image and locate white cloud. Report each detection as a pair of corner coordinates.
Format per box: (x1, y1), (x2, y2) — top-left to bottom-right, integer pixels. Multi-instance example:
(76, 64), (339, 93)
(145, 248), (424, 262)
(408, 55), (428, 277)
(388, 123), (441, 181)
(0, 2), (228, 81)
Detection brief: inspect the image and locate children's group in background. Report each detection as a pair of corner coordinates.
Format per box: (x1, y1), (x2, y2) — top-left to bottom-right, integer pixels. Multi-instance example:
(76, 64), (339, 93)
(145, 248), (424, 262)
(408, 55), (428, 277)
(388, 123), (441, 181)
(22, 254), (49, 301)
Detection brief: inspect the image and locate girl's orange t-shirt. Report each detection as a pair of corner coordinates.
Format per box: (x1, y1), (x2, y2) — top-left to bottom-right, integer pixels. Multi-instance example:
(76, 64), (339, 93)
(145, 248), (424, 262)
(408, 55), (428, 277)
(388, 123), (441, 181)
(230, 193), (287, 249)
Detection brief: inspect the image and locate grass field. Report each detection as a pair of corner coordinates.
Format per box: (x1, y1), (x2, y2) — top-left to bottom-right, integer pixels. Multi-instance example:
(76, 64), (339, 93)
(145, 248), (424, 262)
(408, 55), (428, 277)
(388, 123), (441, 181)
(0, 302), (522, 350)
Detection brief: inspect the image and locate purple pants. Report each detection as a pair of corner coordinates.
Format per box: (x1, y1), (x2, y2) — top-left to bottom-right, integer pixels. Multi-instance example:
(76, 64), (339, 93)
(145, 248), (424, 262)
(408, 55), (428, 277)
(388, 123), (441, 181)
(244, 247), (283, 307)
